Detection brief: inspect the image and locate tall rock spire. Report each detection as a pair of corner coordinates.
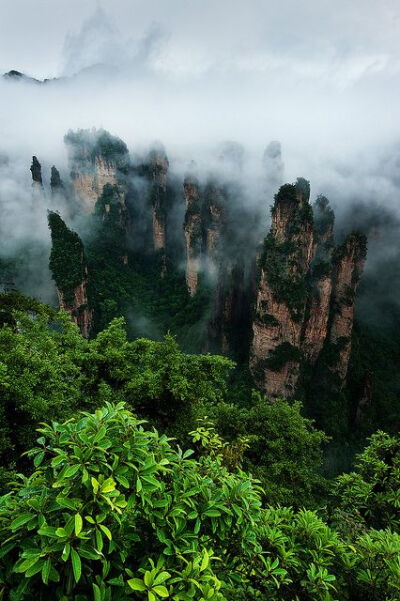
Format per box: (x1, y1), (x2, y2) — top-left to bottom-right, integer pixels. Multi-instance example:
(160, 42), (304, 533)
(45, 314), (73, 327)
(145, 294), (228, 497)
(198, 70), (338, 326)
(64, 129), (129, 215)
(30, 156), (43, 189)
(48, 212), (92, 337)
(250, 179), (314, 397)
(328, 232), (367, 387)
(50, 165), (64, 194)
(183, 167), (202, 295)
(250, 179), (366, 399)
(149, 146), (169, 253)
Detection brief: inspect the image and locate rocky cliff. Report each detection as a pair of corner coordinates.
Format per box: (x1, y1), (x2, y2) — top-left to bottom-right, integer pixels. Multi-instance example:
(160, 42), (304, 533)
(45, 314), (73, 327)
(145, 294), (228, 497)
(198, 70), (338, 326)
(183, 171), (202, 295)
(30, 156), (43, 190)
(148, 146), (169, 256)
(250, 180), (367, 398)
(328, 232), (367, 386)
(64, 129), (129, 215)
(48, 212), (92, 337)
(50, 166), (64, 195)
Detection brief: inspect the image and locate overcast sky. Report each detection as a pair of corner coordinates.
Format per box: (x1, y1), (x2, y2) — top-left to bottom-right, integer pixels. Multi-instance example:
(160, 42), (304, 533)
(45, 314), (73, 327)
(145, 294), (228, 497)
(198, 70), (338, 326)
(1, 0), (400, 185)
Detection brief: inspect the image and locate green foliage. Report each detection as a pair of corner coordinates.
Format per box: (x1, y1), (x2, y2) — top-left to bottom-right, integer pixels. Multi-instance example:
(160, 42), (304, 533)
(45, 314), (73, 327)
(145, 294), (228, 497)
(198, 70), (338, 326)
(259, 235), (309, 321)
(214, 394), (329, 507)
(274, 183), (297, 206)
(0, 310), (86, 472)
(1, 404), (399, 601)
(0, 402), (263, 600)
(0, 307), (232, 477)
(81, 318), (233, 438)
(333, 431), (400, 531)
(64, 129), (129, 171)
(265, 342), (302, 372)
(313, 195), (334, 240)
(48, 212), (87, 305)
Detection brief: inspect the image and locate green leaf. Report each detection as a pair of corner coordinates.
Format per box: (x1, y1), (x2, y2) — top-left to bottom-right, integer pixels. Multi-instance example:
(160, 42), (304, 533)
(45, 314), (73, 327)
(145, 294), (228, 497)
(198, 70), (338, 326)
(93, 583), (102, 601)
(144, 571), (153, 587)
(71, 548), (81, 583)
(93, 425), (106, 443)
(153, 572), (171, 586)
(37, 526), (58, 538)
(56, 496), (77, 510)
(64, 464), (80, 478)
(100, 478), (115, 493)
(34, 451), (45, 467)
(25, 560), (44, 578)
(14, 556), (40, 574)
(116, 475), (129, 488)
(153, 585), (169, 598)
(99, 525), (112, 541)
(42, 558), (51, 585)
(10, 513), (34, 531)
(62, 543), (71, 562)
(51, 455), (66, 467)
(200, 549), (209, 572)
(128, 578), (146, 591)
(75, 513), (83, 536)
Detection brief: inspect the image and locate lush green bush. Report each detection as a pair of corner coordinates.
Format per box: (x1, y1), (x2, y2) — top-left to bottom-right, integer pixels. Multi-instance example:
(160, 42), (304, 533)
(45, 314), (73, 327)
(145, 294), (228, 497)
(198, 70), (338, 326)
(214, 394), (328, 507)
(332, 431), (400, 531)
(0, 403), (264, 600)
(1, 404), (399, 601)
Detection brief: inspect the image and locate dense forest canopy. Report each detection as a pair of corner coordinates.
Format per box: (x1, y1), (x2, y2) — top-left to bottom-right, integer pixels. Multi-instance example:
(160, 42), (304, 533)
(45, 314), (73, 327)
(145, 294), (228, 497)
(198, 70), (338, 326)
(0, 293), (399, 600)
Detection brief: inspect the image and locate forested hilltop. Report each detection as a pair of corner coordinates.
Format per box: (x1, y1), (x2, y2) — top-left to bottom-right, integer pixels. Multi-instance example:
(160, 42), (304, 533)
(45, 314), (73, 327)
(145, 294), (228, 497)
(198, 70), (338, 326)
(0, 128), (399, 600)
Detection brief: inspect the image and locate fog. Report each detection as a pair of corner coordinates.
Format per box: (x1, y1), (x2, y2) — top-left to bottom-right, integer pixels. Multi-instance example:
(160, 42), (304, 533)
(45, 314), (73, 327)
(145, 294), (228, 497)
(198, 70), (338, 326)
(1, 1), (400, 326)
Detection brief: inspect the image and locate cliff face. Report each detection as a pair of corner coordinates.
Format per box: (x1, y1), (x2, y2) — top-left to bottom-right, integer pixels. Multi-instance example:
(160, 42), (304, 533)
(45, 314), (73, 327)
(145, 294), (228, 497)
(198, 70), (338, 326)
(64, 129), (129, 215)
(48, 212), (92, 337)
(30, 156), (43, 194)
(302, 196), (335, 364)
(250, 179), (314, 396)
(149, 148), (169, 255)
(328, 233), (367, 386)
(50, 166), (63, 194)
(204, 182), (226, 264)
(183, 174), (202, 295)
(250, 180), (367, 398)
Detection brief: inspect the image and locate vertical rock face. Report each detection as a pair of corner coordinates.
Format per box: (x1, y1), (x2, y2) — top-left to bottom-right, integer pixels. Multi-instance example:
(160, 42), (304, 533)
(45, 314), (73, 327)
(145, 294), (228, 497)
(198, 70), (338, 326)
(355, 371), (373, 426)
(94, 183), (129, 265)
(302, 196), (335, 364)
(302, 274), (332, 364)
(64, 129), (129, 215)
(202, 181), (228, 348)
(203, 182), (226, 266)
(250, 179), (314, 397)
(328, 232), (367, 386)
(48, 212), (92, 337)
(50, 166), (63, 194)
(30, 156), (43, 189)
(149, 147), (169, 253)
(183, 172), (202, 295)
(250, 179), (367, 398)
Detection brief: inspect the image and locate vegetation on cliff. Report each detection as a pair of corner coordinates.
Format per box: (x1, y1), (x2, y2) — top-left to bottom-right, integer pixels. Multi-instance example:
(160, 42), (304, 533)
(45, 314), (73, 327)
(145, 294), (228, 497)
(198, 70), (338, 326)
(48, 212), (88, 305)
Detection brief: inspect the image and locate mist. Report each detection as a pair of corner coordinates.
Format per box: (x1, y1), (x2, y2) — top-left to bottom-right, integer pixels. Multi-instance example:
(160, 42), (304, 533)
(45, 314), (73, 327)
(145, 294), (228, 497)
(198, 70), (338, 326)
(1, 1), (400, 327)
